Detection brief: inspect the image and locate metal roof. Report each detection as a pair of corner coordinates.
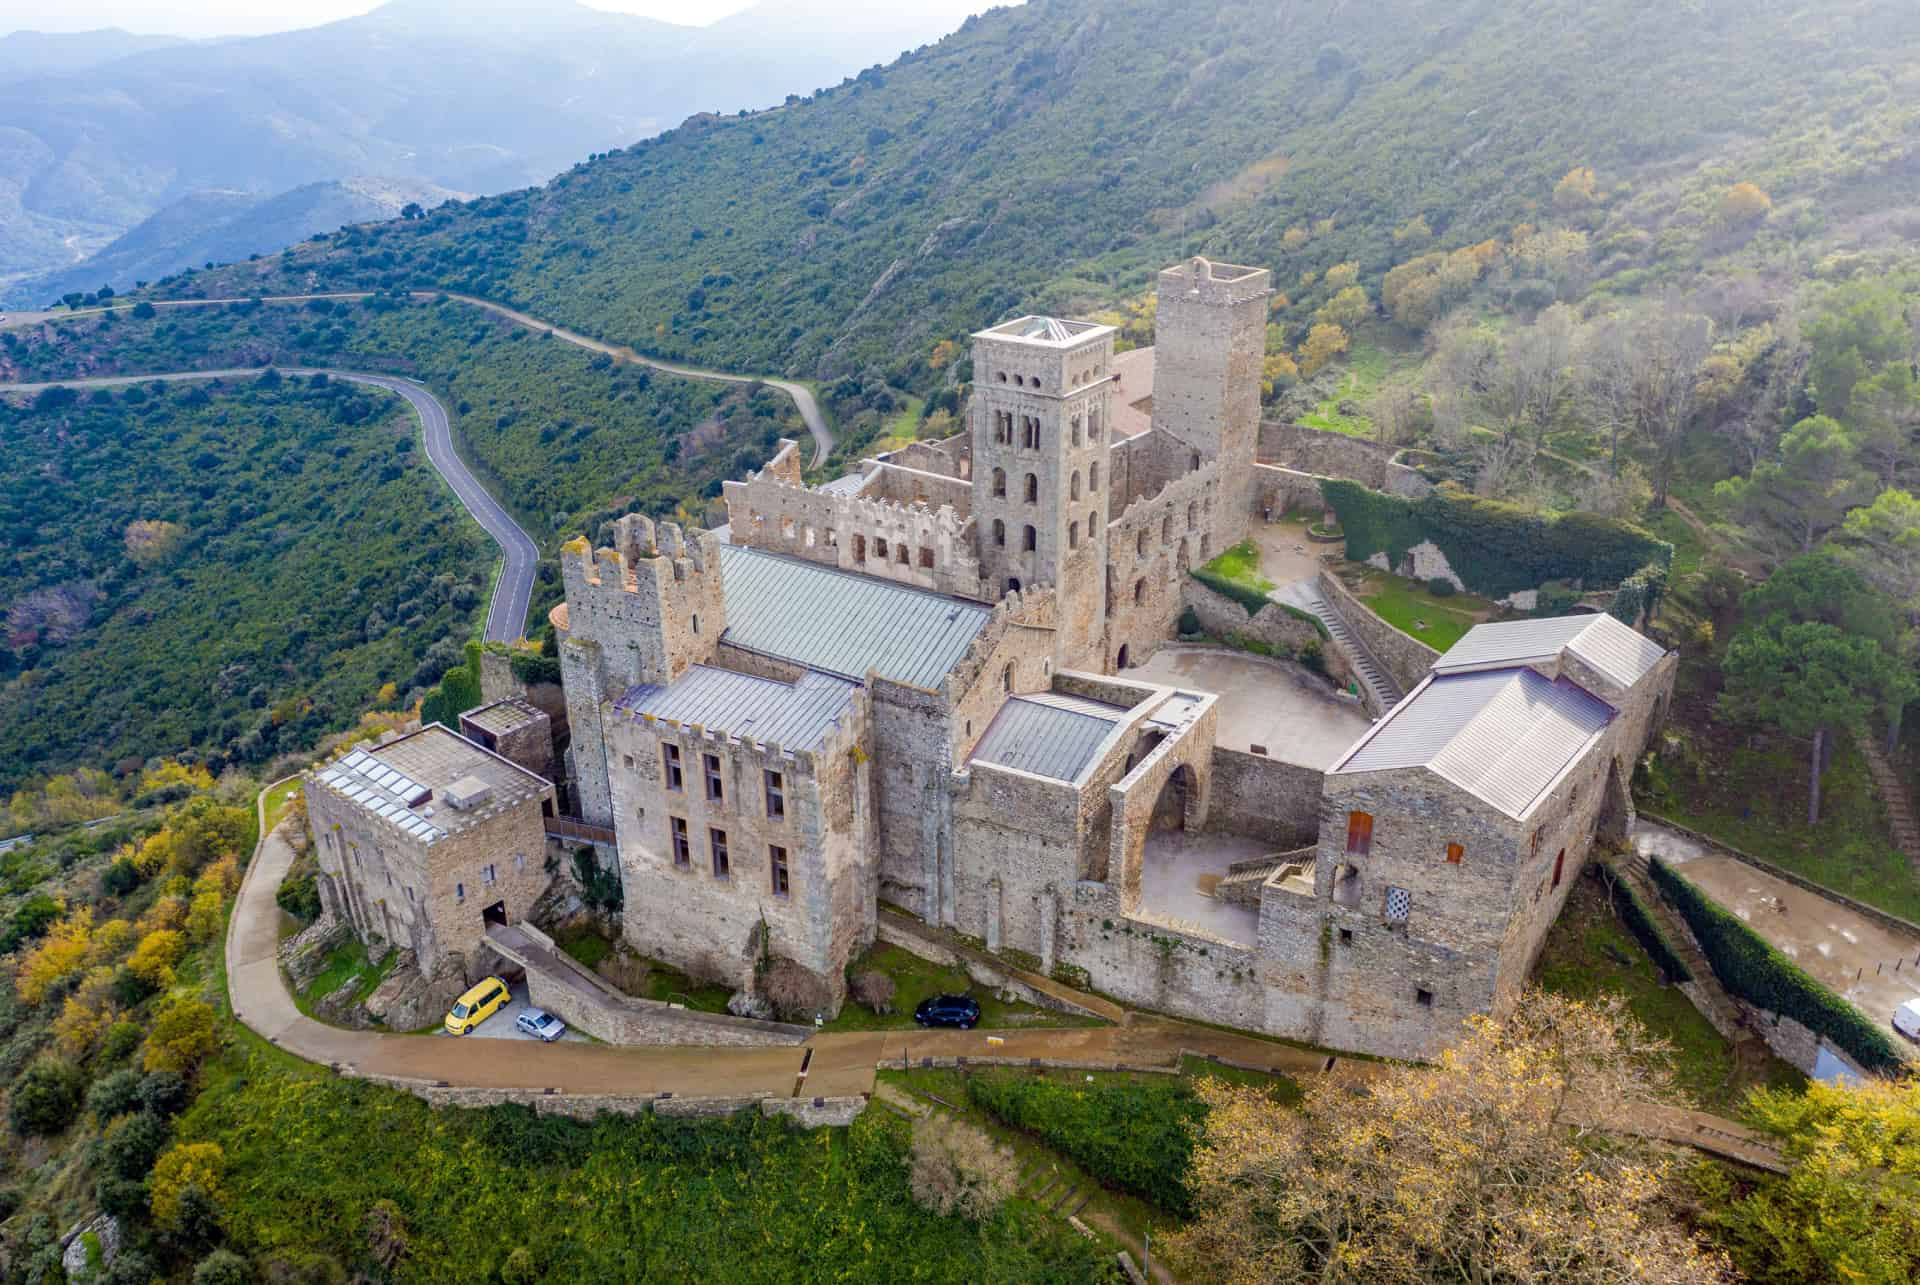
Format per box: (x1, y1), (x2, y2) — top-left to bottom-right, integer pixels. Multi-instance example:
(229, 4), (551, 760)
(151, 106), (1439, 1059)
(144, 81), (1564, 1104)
(1332, 669), (1615, 819)
(616, 665), (857, 750)
(1433, 614), (1668, 688)
(461, 697), (544, 738)
(718, 545), (993, 689)
(970, 696), (1123, 782)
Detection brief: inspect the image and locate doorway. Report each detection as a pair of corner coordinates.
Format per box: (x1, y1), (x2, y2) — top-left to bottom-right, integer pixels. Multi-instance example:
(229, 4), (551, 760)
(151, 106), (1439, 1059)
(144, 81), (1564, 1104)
(482, 900), (508, 928)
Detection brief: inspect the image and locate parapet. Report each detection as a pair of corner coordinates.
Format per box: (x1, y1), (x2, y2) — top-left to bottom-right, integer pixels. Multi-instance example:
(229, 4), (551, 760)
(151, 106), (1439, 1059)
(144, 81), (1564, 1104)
(1159, 256), (1273, 307)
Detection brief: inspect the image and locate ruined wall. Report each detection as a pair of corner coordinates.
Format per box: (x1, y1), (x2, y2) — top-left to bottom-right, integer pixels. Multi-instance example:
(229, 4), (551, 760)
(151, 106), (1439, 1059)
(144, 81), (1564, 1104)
(1108, 699), (1220, 913)
(1061, 892), (1266, 1030)
(1181, 578), (1325, 658)
(1102, 464), (1221, 671)
(950, 763), (1083, 960)
(605, 691), (874, 1013)
(1205, 749), (1323, 849)
(1251, 463), (1328, 521)
(867, 433), (971, 481)
(1316, 570), (1442, 695)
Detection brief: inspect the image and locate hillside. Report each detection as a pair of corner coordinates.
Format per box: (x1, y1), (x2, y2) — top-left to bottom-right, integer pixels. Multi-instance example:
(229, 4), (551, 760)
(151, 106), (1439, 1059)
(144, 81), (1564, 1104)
(0, 0), (994, 290)
(146, 0), (1920, 396)
(0, 27), (183, 81)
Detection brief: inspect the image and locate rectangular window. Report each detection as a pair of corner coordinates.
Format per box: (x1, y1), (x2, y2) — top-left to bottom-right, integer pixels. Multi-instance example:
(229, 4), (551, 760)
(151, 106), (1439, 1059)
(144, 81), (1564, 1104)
(662, 742), (683, 792)
(1345, 811), (1374, 857)
(455, 882), (466, 902)
(1384, 885), (1411, 925)
(765, 770), (785, 820)
(1445, 842), (1464, 865)
(710, 828), (730, 879)
(770, 845), (790, 898)
(1337, 927), (1353, 945)
(670, 817), (691, 867)
(704, 753), (724, 803)
(1416, 988), (1434, 1008)
(1552, 849), (1566, 889)
(623, 754), (635, 770)
(513, 853), (525, 873)
(482, 863), (496, 886)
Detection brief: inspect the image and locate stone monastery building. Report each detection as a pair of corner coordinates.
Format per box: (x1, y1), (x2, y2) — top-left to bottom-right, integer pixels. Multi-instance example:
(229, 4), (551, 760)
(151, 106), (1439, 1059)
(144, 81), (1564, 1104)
(535, 257), (1677, 1059)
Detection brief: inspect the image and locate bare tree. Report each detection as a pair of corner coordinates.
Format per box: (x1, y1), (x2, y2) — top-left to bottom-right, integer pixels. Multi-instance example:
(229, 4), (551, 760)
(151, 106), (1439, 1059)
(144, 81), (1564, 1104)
(907, 1116), (1019, 1220)
(1587, 298), (1715, 503)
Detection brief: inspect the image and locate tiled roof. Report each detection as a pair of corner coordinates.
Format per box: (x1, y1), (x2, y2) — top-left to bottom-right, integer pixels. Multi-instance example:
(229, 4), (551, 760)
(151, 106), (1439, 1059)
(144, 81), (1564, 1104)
(616, 665), (857, 750)
(1433, 614), (1668, 688)
(1331, 669), (1615, 818)
(718, 545), (992, 689)
(970, 695), (1125, 782)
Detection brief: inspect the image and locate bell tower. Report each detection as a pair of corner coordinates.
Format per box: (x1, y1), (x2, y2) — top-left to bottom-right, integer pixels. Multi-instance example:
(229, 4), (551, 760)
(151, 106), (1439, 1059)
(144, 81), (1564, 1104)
(968, 316), (1117, 670)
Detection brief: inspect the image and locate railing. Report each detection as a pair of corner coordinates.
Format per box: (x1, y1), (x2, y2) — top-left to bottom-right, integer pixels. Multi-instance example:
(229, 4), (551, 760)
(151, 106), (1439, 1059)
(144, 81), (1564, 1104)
(544, 815), (616, 846)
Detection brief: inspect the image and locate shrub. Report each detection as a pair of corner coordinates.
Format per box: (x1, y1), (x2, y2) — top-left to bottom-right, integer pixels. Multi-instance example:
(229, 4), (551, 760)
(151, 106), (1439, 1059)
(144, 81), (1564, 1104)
(1176, 606), (1204, 638)
(907, 1116), (1018, 1220)
(1604, 876), (1690, 983)
(760, 957), (831, 1022)
(571, 848), (623, 912)
(1426, 577), (1457, 598)
(849, 969), (896, 1014)
(275, 872), (321, 922)
(8, 1059), (83, 1136)
(965, 1072), (1203, 1215)
(1608, 561), (1669, 626)
(193, 1249), (253, 1285)
(102, 858), (142, 896)
(1322, 479), (1671, 599)
(127, 928), (188, 988)
(100, 1109), (173, 1180)
(88, 1067), (145, 1121)
(1650, 859), (1901, 1073)
(151, 1141), (226, 1232)
(145, 998), (218, 1074)
(140, 1070), (191, 1118)
(100, 1020), (143, 1064)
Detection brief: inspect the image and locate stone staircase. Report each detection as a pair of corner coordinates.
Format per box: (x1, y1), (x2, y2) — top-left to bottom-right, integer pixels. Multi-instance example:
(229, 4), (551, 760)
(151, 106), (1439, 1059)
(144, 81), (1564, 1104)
(1858, 734), (1920, 875)
(1282, 583), (1403, 713)
(1215, 848), (1316, 907)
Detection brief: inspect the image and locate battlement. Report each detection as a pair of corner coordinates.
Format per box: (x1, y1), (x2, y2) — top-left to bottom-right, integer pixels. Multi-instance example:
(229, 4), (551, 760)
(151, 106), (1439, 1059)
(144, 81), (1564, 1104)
(562, 513), (719, 599)
(1158, 256), (1274, 307)
(944, 584), (1058, 703)
(559, 512), (727, 704)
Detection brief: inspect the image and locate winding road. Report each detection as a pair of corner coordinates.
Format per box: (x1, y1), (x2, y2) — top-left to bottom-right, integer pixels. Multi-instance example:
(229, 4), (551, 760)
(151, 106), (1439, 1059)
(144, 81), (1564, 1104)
(1, 291), (835, 466)
(0, 368), (538, 644)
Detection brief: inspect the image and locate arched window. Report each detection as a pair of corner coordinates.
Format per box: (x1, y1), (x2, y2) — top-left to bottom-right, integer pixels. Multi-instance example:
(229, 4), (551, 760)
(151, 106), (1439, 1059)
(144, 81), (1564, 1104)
(1069, 471), (1081, 501)
(1022, 416), (1041, 449)
(1071, 416), (1083, 447)
(1136, 529), (1148, 557)
(992, 468), (1006, 498)
(1132, 578), (1145, 605)
(1023, 525), (1037, 552)
(1003, 663), (1015, 693)
(1089, 408), (1102, 441)
(896, 543), (910, 565)
(993, 519), (1005, 546)
(997, 371), (1007, 383)
(1025, 474), (1039, 504)
(1068, 521), (1080, 549)
(1187, 501), (1198, 531)
(1007, 577), (1021, 593)
(1346, 811), (1374, 857)
(1161, 515), (1173, 544)
(1088, 510), (1098, 535)
(1088, 461), (1100, 491)
(1190, 451), (1201, 471)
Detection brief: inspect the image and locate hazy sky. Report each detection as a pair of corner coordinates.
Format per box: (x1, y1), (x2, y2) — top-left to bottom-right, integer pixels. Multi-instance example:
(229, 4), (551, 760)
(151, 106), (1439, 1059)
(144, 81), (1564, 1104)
(0, 1), (769, 39)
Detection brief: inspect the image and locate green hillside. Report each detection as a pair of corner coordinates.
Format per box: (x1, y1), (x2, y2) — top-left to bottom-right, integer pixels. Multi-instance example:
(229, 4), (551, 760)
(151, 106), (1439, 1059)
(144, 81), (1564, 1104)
(146, 0), (1919, 396)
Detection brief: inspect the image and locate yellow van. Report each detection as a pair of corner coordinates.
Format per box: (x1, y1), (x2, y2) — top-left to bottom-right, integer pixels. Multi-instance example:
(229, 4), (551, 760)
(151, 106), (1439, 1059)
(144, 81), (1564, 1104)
(444, 976), (511, 1035)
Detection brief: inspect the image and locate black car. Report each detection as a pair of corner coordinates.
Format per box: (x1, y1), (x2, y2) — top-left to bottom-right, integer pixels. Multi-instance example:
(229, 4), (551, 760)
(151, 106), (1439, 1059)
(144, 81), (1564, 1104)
(913, 994), (982, 1029)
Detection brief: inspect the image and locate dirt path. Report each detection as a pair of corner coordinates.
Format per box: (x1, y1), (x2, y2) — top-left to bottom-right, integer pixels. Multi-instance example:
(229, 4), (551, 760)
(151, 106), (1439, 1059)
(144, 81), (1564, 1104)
(2, 290), (835, 467)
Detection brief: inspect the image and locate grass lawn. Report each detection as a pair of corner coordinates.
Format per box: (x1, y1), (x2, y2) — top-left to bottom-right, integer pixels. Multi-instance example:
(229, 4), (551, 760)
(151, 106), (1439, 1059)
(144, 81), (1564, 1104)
(1641, 506), (1707, 579)
(1300, 341), (1392, 438)
(260, 779), (302, 838)
(1199, 540), (1275, 593)
(824, 942), (1107, 1033)
(1356, 569), (1488, 652)
(290, 936), (400, 1019)
(870, 395), (926, 453)
(1536, 878), (1804, 1113)
(1644, 677), (1919, 922)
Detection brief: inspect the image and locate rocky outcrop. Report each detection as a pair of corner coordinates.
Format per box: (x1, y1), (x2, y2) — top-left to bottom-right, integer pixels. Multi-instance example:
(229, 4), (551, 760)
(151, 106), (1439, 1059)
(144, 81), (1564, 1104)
(280, 912), (347, 991)
(363, 951), (469, 1032)
(60, 1213), (120, 1278)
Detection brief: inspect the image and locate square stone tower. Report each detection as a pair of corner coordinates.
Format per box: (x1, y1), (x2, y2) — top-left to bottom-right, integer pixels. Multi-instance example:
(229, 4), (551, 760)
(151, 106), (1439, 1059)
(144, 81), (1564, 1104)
(968, 316), (1117, 669)
(1153, 258), (1272, 530)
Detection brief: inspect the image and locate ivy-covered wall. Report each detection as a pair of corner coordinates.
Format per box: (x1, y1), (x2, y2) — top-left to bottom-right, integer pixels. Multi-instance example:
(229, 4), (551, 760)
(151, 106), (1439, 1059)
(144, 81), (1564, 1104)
(1321, 480), (1672, 599)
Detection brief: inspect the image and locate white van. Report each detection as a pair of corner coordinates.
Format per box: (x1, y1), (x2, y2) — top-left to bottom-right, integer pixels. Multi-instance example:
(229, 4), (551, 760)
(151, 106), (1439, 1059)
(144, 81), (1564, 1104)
(1894, 998), (1920, 1043)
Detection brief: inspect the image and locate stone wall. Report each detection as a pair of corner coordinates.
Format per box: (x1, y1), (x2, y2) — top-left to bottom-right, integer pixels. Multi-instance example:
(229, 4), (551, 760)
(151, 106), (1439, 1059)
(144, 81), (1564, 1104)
(1060, 894), (1266, 1031)
(760, 1096), (869, 1128)
(1205, 749), (1323, 849)
(1181, 577), (1324, 658)
(867, 433), (970, 481)
(1255, 422), (1434, 500)
(1316, 570), (1441, 695)
(1251, 463), (1328, 521)
(1153, 258), (1271, 527)
(1102, 462), (1222, 671)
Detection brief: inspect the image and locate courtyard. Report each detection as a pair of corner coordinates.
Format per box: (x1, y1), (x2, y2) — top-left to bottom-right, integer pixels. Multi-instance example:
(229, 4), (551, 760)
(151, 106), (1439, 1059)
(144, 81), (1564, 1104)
(1124, 645), (1373, 769)
(1137, 827), (1268, 946)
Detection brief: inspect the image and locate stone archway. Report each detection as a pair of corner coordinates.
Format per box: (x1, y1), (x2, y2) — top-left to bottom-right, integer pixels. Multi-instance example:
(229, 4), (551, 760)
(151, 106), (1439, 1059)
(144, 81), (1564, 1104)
(1150, 763), (1194, 834)
(1116, 643), (1132, 670)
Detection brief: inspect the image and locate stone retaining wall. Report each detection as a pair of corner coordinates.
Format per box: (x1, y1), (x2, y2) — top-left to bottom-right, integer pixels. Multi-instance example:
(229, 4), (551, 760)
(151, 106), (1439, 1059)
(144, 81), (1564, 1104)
(1181, 578), (1326, 660)
(357, 1073), (869, 1127)
(1206, 748), (1324, 850)
(1316, 570), (1441, 695)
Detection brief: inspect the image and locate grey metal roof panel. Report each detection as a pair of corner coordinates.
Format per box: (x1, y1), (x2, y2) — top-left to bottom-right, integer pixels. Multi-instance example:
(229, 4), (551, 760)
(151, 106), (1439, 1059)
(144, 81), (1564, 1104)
(970, 697), (1120, 782)
(616, 665), (858, 750)
(1014, 690), (1132, 719)
(718, 545), (993, 689)
(1433, 614), (1667, 688)
(1333, 669), (1614, 818)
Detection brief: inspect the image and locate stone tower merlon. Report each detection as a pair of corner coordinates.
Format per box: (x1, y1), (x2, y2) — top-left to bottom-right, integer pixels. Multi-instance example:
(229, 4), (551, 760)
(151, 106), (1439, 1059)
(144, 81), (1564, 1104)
(558, 513), (726, 826)
(967, 315), (1118, 669)
(1153, 257), (1272, 538)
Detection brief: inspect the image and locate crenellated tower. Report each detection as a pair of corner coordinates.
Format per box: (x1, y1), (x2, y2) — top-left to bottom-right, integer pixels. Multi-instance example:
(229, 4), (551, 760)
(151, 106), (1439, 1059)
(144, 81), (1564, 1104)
(968, 316), (1117, 669)
(557, 514), (726, 826)
(1152, 257), (1272, 538)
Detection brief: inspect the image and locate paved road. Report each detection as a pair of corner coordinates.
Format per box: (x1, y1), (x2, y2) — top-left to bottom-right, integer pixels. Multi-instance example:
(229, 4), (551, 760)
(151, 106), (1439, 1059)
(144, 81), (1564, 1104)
(2, 290), (835, 467)
(0, 367), (537, 643)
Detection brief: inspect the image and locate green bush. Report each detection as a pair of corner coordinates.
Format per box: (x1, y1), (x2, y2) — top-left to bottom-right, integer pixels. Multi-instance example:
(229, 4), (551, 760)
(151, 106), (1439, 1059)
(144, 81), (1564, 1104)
(420, 640), (485, 731)
(192, 1249), (253, 1285)
(87, 1068), (145, 1122)
(101, 858), (143, 896)
(1649, 859), (1900, 1073)
(1426, 577), (1457, 598)
(9, 1059), (83, 1137)
(1322, 480), (1671, 598)
(509, 650), (563, 687)
(964, 1072), (1202, 1216)
(1608, 561), (1670, 626)
(276, 872), (322, 923)
(1177, 607), (1204, 638)
(1604, 876), (1691, 983)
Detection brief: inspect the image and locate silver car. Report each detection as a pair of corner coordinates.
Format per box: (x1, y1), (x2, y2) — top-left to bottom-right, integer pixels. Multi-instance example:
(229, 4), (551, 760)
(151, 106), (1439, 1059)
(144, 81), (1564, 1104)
(514, 1008), (567, 1042)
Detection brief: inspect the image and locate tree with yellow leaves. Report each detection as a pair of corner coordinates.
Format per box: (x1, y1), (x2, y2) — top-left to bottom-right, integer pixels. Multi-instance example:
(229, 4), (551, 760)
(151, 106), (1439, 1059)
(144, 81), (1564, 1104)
(138, 759), (216, 797)
(17, 907), (92, 1005)
(57, 967), (123, 1058)
(1718, 182), (1773, 229)
(1299, 323), (1351, 377)
(927, 339), (959, 371)
(1163, 992), (1723, 1285)
(145, 996), (218, 1074)
(1281, 224), (1310, 249)
(1261, 351), (1300, 400)
(150, 1141), (226, 1232)
(1553, 165), (1601, 211)
(138, 895), (188, 936)
(87, 917), (135, 966)
(1315, 286), (1371, 330)
(127, 928), (187, 990)
(1323, 261), (1361, 290)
